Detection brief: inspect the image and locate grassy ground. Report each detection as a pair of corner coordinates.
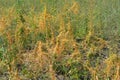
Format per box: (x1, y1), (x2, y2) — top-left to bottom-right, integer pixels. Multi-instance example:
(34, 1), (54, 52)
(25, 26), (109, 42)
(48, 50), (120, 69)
(0, 0), (120, 80)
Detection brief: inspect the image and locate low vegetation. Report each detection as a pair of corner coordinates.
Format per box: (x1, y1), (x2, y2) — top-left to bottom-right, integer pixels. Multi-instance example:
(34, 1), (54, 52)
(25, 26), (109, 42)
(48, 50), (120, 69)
(0, 0), (120, 80)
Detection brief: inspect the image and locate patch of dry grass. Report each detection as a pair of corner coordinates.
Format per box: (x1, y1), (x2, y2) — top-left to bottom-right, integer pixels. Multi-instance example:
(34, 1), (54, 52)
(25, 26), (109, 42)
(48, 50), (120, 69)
(0, 0), (120, 80)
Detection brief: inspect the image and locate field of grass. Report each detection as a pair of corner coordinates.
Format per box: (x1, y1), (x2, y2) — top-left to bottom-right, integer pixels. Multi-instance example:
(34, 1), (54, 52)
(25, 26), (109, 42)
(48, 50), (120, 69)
(0, 0), (120, 80)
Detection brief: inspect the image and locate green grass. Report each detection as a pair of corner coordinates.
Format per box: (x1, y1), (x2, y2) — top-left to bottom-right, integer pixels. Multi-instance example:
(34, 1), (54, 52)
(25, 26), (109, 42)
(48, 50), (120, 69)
(0, 0), (120, 80)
